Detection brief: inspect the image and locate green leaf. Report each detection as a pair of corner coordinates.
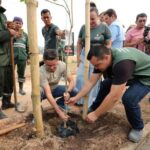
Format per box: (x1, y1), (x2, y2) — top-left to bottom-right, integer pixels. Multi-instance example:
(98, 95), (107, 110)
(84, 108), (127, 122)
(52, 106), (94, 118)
(20, 0), (26, 3)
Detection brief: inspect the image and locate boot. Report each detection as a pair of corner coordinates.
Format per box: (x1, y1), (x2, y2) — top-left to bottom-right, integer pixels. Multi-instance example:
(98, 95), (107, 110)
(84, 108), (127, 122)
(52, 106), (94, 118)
(2, 95), (15, 110)
(0, 108), (7, 119)
(19, 82), (26, 95)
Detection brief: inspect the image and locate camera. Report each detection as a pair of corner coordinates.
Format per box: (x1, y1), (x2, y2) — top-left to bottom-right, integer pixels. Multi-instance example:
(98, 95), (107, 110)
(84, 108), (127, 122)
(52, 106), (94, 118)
(143, 25), (150, 44)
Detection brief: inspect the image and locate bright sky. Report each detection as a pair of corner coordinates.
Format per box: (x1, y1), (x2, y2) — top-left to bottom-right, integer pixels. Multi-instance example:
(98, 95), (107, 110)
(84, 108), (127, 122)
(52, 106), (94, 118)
(2, 0), (150, 47)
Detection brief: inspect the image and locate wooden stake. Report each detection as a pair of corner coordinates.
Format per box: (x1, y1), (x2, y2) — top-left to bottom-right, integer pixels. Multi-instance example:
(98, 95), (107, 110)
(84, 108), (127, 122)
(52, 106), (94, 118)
(10, 38), (18, 109)
(26, 0), (44, 137)
(0, 123), (25, 136)
(82, 0), (90, 119)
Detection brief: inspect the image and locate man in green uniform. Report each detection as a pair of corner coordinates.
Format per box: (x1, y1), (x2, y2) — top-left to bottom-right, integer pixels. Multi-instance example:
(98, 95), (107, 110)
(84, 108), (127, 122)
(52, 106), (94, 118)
(41, 9), (65, 53)
(0, 0), (17, 117)
(13, 17), (29, 95)
(66, 45), (150, 143)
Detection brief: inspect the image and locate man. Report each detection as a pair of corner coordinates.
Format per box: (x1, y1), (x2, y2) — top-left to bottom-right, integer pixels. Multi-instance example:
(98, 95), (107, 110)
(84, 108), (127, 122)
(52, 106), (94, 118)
(0, 0), (17, 117)
(124, 13), (147, 52)
(13, 17), (29, 95)
(40, 50), (77, 121)
(41, 9), (65, 51)
(104, 9), (125, 48)
(66, 45), (150, 143)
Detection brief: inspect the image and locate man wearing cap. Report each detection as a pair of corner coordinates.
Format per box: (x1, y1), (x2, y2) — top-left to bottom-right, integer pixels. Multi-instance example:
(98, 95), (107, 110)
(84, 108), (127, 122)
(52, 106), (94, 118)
(0, 0), (17, 116)
(13, 17), (29, 95)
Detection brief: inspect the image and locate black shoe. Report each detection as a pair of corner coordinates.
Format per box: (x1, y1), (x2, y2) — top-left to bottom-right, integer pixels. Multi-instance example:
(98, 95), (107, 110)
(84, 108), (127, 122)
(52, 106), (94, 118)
(0, 110), (7, 119)
(2, 102), (15, 110)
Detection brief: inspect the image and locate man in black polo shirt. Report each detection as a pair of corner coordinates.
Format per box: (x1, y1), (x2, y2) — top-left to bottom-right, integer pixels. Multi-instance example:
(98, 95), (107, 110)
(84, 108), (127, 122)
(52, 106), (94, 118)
(66, 45), (150, 143)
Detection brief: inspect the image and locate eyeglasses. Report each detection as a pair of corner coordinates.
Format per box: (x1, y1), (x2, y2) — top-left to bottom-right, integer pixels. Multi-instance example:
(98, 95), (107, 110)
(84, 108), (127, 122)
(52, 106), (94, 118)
(138, 19), (146, 23)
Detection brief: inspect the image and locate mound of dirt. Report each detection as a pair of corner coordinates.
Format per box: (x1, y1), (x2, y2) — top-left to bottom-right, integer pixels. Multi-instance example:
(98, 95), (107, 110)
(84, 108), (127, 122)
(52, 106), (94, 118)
(0, 112), (130, 150)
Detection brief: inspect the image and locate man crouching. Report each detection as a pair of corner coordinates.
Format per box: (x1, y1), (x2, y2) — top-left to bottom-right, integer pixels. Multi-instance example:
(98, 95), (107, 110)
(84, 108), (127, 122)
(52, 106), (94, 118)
(40, 50), (77, 121)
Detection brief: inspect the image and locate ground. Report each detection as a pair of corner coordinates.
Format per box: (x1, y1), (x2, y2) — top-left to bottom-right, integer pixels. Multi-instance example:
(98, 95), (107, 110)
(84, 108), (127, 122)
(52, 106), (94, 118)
(0, 56), (150, 150)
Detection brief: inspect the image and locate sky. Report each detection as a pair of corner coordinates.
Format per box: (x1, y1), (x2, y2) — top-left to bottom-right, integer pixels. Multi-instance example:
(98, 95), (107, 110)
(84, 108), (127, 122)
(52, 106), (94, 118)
(2, 0), (150, 47)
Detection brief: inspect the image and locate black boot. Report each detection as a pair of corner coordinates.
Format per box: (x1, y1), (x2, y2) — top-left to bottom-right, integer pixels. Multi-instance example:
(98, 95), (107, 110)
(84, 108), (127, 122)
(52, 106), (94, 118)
(19, 82), (26, 95)
(2, 95), (15, 110)
(0, 108), (7, 119)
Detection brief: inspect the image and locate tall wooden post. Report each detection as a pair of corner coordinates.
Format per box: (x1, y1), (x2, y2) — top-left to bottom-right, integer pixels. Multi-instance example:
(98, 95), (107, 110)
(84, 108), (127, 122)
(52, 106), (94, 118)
(82, 0), (90, 119)
(26, 0), (44, 137)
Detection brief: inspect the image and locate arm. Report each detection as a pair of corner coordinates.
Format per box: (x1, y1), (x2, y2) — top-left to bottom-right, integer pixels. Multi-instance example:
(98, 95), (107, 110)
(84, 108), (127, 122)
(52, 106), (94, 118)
(86, 60), (136, 122)
(0, 30), (11, 43)
(66, 74), (75, 92)
(66, 73), (101, 104)
(124, 30), (144, 47)
(55, 29), (65, 38)
(76, 38), (82, 66)
(124, 38), (144, 47)
(87, 83), (126, 122)
(104, 24), (112, 48)
(44, 84), (69, 121)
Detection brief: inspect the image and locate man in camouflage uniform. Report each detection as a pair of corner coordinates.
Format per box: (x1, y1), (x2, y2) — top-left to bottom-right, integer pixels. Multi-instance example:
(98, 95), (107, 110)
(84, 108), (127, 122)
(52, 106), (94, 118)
(0, 0), (17, 118)
(13, 17), (29, 95)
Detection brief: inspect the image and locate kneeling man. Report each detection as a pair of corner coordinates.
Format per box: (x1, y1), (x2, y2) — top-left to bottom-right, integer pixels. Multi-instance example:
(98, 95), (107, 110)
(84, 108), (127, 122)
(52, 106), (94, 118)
(66, 45), (150, 143)
(40, 50), (77, 121)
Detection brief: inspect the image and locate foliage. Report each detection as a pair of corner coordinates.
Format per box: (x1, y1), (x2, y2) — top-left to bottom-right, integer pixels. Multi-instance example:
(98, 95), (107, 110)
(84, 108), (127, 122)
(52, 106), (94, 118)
(20, 0), (26, 3)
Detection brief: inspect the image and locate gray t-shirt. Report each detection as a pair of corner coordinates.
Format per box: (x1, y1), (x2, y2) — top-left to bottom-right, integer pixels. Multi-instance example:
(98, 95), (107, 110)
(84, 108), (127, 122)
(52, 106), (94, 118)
(40, 61), (68, 90)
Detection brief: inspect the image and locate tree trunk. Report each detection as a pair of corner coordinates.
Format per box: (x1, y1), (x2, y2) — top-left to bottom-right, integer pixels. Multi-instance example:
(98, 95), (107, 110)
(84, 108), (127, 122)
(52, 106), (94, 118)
(26, 0), (44, 137)
(82, 0), (90, 119)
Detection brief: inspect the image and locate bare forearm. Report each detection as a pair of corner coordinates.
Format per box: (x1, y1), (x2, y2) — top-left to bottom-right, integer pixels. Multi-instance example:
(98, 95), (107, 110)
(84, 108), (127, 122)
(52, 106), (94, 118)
(67, 80), (75, 92)
(47, 94), (61, 112)
(95, 94), (118, 117)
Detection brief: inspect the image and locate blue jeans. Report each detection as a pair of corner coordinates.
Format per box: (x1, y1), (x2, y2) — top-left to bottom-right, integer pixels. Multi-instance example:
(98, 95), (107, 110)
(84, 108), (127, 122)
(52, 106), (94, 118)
(41, 85), (77, 108)
(76, 49), (100, 107)
(90, 79), (150, 130)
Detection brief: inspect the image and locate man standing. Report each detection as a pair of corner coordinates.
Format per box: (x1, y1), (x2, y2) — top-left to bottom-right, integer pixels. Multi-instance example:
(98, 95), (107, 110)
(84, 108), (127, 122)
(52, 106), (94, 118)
(104, 9), (125, 48)
(40, 50), (77, 121)
(0, 0), (17, 116)
(41, 9), (65, 51)
(13, 17), (29, 95)
(66, 45), (150, 143)
(124, 13), (147, 52)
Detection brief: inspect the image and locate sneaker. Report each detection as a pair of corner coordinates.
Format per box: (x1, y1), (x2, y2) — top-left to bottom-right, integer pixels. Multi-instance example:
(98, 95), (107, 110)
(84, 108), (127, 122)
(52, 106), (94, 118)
(128, 129), (143, 143)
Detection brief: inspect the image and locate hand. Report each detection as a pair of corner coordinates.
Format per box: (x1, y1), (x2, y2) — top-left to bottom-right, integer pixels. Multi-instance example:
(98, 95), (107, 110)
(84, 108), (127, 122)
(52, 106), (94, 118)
(135, 38), (144, 45)
(8, 29), (17, 37)
(65, 96), (78, 105)
(86, 111), (98, 123)
(63, 92), (70, 101)
(58, 110), (70, 121)
(15, 31), (22, 38)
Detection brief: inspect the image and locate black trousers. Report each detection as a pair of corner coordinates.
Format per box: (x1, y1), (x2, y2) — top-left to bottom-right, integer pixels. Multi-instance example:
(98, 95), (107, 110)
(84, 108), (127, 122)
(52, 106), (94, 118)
(0, 66), (13, 97)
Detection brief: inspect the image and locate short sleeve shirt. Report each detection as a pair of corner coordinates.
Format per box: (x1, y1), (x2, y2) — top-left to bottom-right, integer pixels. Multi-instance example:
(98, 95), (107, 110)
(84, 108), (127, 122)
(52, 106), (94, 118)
(42, 23), (59, 50)
(78, 23), (111, 47)
(40, 61), (69, 90)
(125, 26), (145, 51)
(93, 60), (136, 85)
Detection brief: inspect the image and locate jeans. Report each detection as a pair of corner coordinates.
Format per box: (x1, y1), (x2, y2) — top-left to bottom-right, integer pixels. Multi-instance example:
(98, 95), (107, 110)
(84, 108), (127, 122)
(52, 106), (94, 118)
(41, 85), (77, 108)
(76, 49), (100, 107)
(90, 79), (150, 130)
